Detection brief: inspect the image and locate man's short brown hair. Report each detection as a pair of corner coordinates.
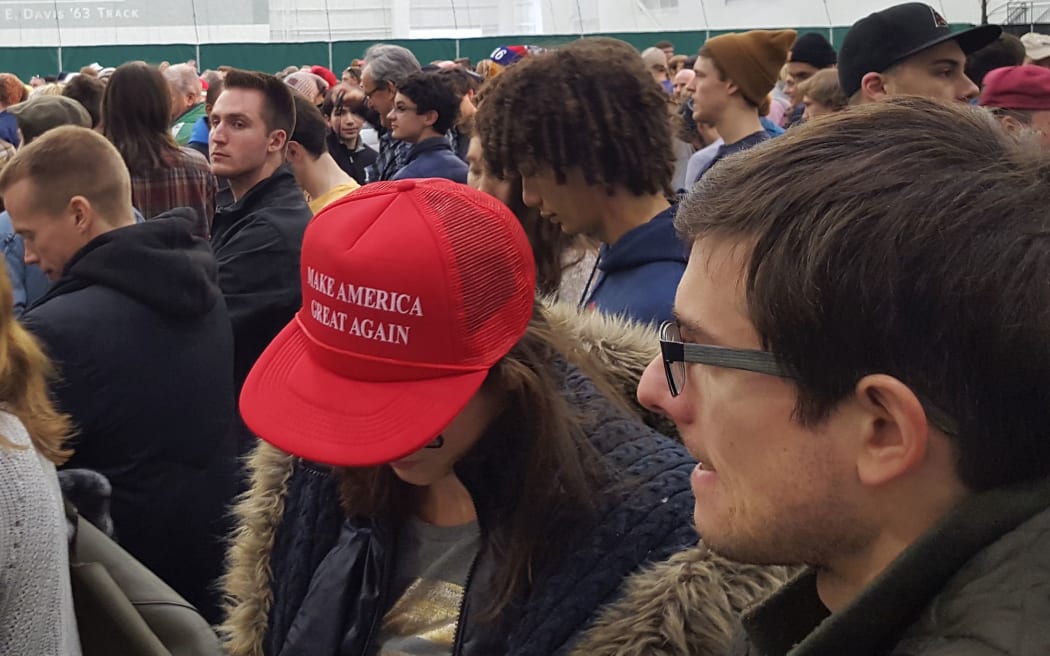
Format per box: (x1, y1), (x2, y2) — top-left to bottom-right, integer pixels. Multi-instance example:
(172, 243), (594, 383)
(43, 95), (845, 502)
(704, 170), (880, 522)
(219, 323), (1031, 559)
(796, 68), (848, 111)
(221, 69), (296, 137)
(476, 37), (674, 198)
(677, 96), (1050, 492)
(0, 125), (131, 221)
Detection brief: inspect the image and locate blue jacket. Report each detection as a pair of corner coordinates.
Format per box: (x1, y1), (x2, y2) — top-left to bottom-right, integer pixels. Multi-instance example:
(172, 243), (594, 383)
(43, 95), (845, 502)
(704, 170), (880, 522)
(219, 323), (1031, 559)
(188, 115), (210, 160)
(586, 205), (687, 326)
(391, 136), (468, 184)
(0, 211), (50, 317)
(0, 111), (17, 147)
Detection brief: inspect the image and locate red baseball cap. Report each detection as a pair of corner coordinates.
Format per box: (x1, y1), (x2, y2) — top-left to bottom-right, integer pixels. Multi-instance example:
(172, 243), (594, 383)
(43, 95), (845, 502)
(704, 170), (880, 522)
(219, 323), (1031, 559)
(240, 179), (536, 467)
(980, 65), (1050, 111)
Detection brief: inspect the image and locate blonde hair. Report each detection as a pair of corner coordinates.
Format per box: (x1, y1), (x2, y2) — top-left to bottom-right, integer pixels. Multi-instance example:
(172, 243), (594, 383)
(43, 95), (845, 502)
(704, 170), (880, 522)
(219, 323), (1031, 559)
(0, 265), (72, 465)
(29, 83), (65, 98)
(475, 59), (495, 80)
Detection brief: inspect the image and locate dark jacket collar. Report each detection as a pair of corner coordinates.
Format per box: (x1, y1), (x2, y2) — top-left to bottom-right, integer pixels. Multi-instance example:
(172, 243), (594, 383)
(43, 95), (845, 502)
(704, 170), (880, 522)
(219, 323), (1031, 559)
(741, 476), (1050, 656)
(216, 165), (300, 218)
(404, 136), (454, 164)
(212, 166), (305, 243)
(598, 204), (685, 273)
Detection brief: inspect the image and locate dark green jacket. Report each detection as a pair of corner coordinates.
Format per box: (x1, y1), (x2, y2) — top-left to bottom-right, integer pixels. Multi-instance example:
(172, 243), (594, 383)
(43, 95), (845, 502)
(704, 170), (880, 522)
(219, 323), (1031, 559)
(730, 477), (1050, 656)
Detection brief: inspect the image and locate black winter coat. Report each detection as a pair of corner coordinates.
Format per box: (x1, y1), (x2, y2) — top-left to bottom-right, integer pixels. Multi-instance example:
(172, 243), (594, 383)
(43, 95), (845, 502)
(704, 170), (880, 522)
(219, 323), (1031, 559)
(263, 363), (698, 656)
(24, 211), (238, 622)
(210, 167), (311, 452)
(326, 131), (378, 186)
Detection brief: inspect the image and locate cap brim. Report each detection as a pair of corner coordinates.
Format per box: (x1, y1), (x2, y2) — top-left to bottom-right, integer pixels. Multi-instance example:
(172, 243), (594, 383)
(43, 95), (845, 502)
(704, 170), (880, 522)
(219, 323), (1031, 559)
(890, 24), (1002, 69)
(239, 317), (489, 467)
(1028, 46), (1050, 61)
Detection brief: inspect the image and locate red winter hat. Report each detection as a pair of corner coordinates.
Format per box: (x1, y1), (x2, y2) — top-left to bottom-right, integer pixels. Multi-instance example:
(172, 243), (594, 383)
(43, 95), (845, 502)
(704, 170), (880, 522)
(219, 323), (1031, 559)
(980, 65), (1050, 111)
(311, 65), (339, 89)
(240, 179), (536, 467)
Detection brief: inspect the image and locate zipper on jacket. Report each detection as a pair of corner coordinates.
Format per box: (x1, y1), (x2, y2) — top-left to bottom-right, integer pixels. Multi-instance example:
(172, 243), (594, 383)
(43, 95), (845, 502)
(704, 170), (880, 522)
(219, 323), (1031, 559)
(450, 539), (483, 655)
(359, 522), (397, 656)
(450, 467), (489, 656)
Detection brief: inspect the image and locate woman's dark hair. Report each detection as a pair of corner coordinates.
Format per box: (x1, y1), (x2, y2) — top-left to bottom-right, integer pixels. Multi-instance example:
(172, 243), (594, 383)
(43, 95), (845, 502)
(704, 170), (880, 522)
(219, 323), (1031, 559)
(476, 37), (674, 198)
(337, 304), (629, 617)
(396, 71), (461, 135)
(102, 62), (181, 171)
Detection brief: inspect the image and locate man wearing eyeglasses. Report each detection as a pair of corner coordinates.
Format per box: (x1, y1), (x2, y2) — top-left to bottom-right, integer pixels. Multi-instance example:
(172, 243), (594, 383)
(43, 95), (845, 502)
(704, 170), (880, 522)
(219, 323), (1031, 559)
(360, 44), (421, 182)
(637, 96), (1050, 655)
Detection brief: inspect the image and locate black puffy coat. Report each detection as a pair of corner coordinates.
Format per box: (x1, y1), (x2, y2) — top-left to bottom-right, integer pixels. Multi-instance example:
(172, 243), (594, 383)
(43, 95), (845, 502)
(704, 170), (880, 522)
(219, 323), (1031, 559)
(24, 211), (238, 622)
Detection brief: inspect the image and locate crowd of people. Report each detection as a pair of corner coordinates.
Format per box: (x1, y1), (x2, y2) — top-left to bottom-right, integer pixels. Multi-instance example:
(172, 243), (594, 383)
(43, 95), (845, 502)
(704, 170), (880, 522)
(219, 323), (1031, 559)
(1, 1), (1049, 654)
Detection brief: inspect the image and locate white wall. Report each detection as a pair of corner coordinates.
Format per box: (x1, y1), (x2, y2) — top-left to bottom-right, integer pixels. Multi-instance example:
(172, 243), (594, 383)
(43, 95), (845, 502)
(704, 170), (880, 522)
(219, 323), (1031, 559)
(0, 0), (991, 47)
(542, 0), (983, 35)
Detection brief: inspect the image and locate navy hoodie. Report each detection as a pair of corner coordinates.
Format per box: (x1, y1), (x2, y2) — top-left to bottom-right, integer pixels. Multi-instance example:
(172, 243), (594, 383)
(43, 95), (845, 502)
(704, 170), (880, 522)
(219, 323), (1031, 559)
(586, 205), (687, 326)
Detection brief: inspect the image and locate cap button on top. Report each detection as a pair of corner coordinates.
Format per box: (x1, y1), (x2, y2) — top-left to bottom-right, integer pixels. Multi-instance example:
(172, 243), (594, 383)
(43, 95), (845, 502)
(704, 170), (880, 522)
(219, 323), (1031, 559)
(394, 179), (417, 192)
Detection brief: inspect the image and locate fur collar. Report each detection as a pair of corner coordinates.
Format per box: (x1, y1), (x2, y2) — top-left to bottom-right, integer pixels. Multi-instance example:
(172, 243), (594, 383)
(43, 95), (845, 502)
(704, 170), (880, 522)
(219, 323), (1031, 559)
(569, 545), (791, 656)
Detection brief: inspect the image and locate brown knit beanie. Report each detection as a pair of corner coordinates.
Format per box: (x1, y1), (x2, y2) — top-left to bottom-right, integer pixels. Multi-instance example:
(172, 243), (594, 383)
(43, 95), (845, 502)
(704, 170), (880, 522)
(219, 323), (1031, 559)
(701, 30), (797, 107)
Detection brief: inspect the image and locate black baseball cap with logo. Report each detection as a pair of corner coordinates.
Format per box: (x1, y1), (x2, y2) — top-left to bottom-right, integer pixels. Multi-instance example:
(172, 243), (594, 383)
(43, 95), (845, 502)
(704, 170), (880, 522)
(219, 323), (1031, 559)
(839, 2), (1001, 97)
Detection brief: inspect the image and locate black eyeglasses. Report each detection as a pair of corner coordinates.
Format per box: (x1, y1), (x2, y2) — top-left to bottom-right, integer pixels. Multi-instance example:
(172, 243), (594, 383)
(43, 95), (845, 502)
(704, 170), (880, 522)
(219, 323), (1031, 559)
(659, 321), (789, 398)
(658, 321), (960, 436)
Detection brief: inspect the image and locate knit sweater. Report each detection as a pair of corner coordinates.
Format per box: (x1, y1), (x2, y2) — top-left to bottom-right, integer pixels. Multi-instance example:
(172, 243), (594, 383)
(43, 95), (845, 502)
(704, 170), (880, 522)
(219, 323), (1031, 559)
(0, 411), (80, 655)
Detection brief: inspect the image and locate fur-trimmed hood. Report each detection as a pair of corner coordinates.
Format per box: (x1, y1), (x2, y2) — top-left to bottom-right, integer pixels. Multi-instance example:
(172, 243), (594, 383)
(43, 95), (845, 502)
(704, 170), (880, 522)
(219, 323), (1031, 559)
(220, 303), (781, 655)
(570, 546), (791, 656)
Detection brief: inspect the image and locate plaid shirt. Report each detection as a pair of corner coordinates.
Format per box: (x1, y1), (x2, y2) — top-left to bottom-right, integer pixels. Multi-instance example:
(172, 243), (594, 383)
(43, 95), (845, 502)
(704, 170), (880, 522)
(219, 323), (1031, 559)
(367, 132), (412, 183)
(131, 147), (217, 238)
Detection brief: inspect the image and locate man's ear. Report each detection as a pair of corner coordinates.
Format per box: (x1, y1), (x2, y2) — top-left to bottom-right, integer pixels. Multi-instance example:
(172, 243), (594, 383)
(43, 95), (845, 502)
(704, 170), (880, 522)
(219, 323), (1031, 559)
(422, 109), (439, 129)
(69, 196), (94, 234)
(268, 129), (289, 154)
(997, 114), (1026, 136)
(285, 141), (302, 164)
(852, 374), (931, 488)
(860, 72), (889, 101)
